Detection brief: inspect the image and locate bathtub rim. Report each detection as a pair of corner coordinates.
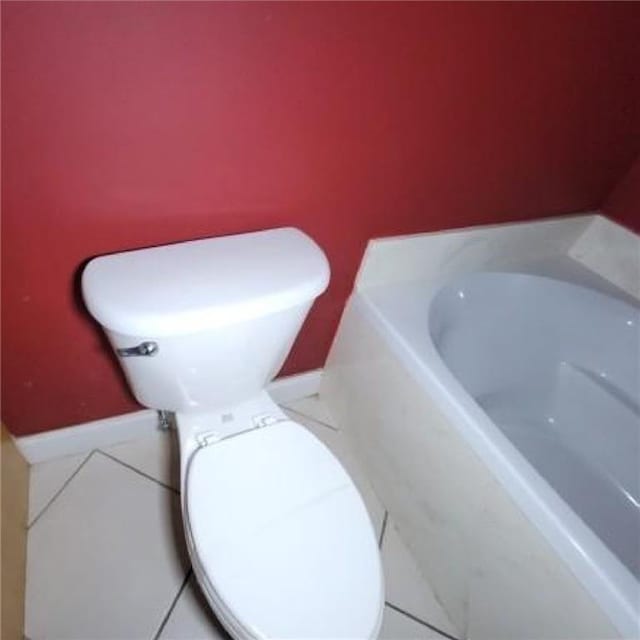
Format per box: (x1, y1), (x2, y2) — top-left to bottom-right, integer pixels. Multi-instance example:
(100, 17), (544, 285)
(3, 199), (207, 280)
(354, 276), (639, 639)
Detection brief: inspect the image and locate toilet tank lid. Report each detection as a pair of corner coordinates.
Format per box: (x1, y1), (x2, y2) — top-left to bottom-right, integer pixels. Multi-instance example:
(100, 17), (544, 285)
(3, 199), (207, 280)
(81, 227), (330, 336)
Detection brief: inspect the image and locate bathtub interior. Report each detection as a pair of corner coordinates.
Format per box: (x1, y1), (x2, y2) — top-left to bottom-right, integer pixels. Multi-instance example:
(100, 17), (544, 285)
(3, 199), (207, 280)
(429, 273), (640, 580)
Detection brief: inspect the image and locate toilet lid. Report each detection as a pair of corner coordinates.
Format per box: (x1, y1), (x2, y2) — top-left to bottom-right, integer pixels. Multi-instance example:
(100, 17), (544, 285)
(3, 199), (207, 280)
(185, 420), (383, 640)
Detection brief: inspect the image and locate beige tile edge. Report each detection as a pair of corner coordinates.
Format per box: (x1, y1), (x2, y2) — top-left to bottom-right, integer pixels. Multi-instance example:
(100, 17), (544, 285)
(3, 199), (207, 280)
(266, 368), (322, 404)
(1, 424), (29, 640)
(569, 215), (640, 300)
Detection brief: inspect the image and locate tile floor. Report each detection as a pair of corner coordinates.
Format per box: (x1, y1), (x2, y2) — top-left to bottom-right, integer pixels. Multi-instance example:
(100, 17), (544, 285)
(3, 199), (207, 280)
(25, 395), (460, 640)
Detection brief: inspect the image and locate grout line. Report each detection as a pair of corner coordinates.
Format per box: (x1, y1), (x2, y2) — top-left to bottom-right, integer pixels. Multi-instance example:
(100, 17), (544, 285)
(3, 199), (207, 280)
(28, 450), (96, 529)
(282, 406), (340, 432)
(96, 450), (179, 495)
(153, 567), (193, 640)
(385, 601), (461, 640)
(378, 510), (389, 548)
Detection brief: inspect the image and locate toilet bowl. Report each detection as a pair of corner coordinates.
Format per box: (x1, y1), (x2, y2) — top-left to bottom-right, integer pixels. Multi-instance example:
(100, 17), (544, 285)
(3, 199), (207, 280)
(81, 228), (384, 639)
(180, 394), (383, 639)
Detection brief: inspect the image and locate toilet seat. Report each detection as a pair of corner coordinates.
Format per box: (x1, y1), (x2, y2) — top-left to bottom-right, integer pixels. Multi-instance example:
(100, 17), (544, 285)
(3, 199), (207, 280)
(184, 419), (384, 640)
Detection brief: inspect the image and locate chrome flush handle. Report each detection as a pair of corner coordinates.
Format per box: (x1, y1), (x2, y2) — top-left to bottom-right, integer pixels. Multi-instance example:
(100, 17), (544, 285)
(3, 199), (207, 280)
(116, 341), (159, 357)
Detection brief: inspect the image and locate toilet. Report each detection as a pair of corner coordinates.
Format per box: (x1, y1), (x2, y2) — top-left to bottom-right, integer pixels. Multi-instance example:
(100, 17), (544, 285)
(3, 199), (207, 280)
(81, 227), (384, 639)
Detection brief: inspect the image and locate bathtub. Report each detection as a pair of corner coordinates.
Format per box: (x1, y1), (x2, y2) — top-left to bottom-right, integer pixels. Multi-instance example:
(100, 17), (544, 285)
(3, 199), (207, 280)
(322, 272), (639, 639)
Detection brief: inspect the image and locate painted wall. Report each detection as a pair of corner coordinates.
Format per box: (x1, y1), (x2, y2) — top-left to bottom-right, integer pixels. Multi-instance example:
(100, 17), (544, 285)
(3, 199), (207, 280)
(603, 155), (640, 233)
(2, 2), (639, 435)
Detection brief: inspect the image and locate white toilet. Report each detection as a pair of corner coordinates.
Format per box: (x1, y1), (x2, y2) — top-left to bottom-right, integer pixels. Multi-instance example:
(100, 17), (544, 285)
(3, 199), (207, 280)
(81, 227), (384, 639)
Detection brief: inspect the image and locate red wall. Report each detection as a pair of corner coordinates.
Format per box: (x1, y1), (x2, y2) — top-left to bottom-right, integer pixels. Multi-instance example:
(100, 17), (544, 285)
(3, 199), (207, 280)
(3, 2), (639, 435)
(603, 155), (640, 233)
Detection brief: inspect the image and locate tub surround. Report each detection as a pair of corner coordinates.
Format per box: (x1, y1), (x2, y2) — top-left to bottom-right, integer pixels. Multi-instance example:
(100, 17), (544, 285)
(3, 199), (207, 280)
(356, 214), (638, 302)
(355, 213), (595, 291)
(569, 216), (640, 300)
(321, 214), (640, 639)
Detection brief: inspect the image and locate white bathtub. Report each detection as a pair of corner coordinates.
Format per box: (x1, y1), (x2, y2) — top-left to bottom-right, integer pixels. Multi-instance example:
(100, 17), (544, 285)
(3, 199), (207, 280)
(431, 273), (639, 582)
(323, 272), (640, 639)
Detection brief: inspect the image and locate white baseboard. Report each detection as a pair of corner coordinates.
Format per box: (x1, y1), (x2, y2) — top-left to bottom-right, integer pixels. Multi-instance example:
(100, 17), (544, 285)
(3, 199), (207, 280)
(16, 369), (323, 465)
(15, 410), (159, 465)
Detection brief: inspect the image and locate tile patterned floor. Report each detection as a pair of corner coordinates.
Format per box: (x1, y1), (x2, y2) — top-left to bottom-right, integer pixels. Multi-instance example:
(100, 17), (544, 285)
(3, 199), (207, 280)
(25, 395), (460, 640)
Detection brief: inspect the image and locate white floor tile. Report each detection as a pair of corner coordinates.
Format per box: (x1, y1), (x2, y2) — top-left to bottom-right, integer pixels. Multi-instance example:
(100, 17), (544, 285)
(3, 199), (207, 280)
(25, 398), (458, 640)
(158, 573), (230, 639)
(380, 605), (447, 639)
(383, 522), (458, 638)
(283, 408), (387, 539)
(101, 429), (179, 490)
(28, 452), (90, 525)
(25, 451), (189, 640)
(281, 394), (337, 427)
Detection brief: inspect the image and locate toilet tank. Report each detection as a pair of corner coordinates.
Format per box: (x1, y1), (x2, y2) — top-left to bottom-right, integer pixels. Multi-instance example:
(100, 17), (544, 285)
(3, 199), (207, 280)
(81, 228), (330, 412)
